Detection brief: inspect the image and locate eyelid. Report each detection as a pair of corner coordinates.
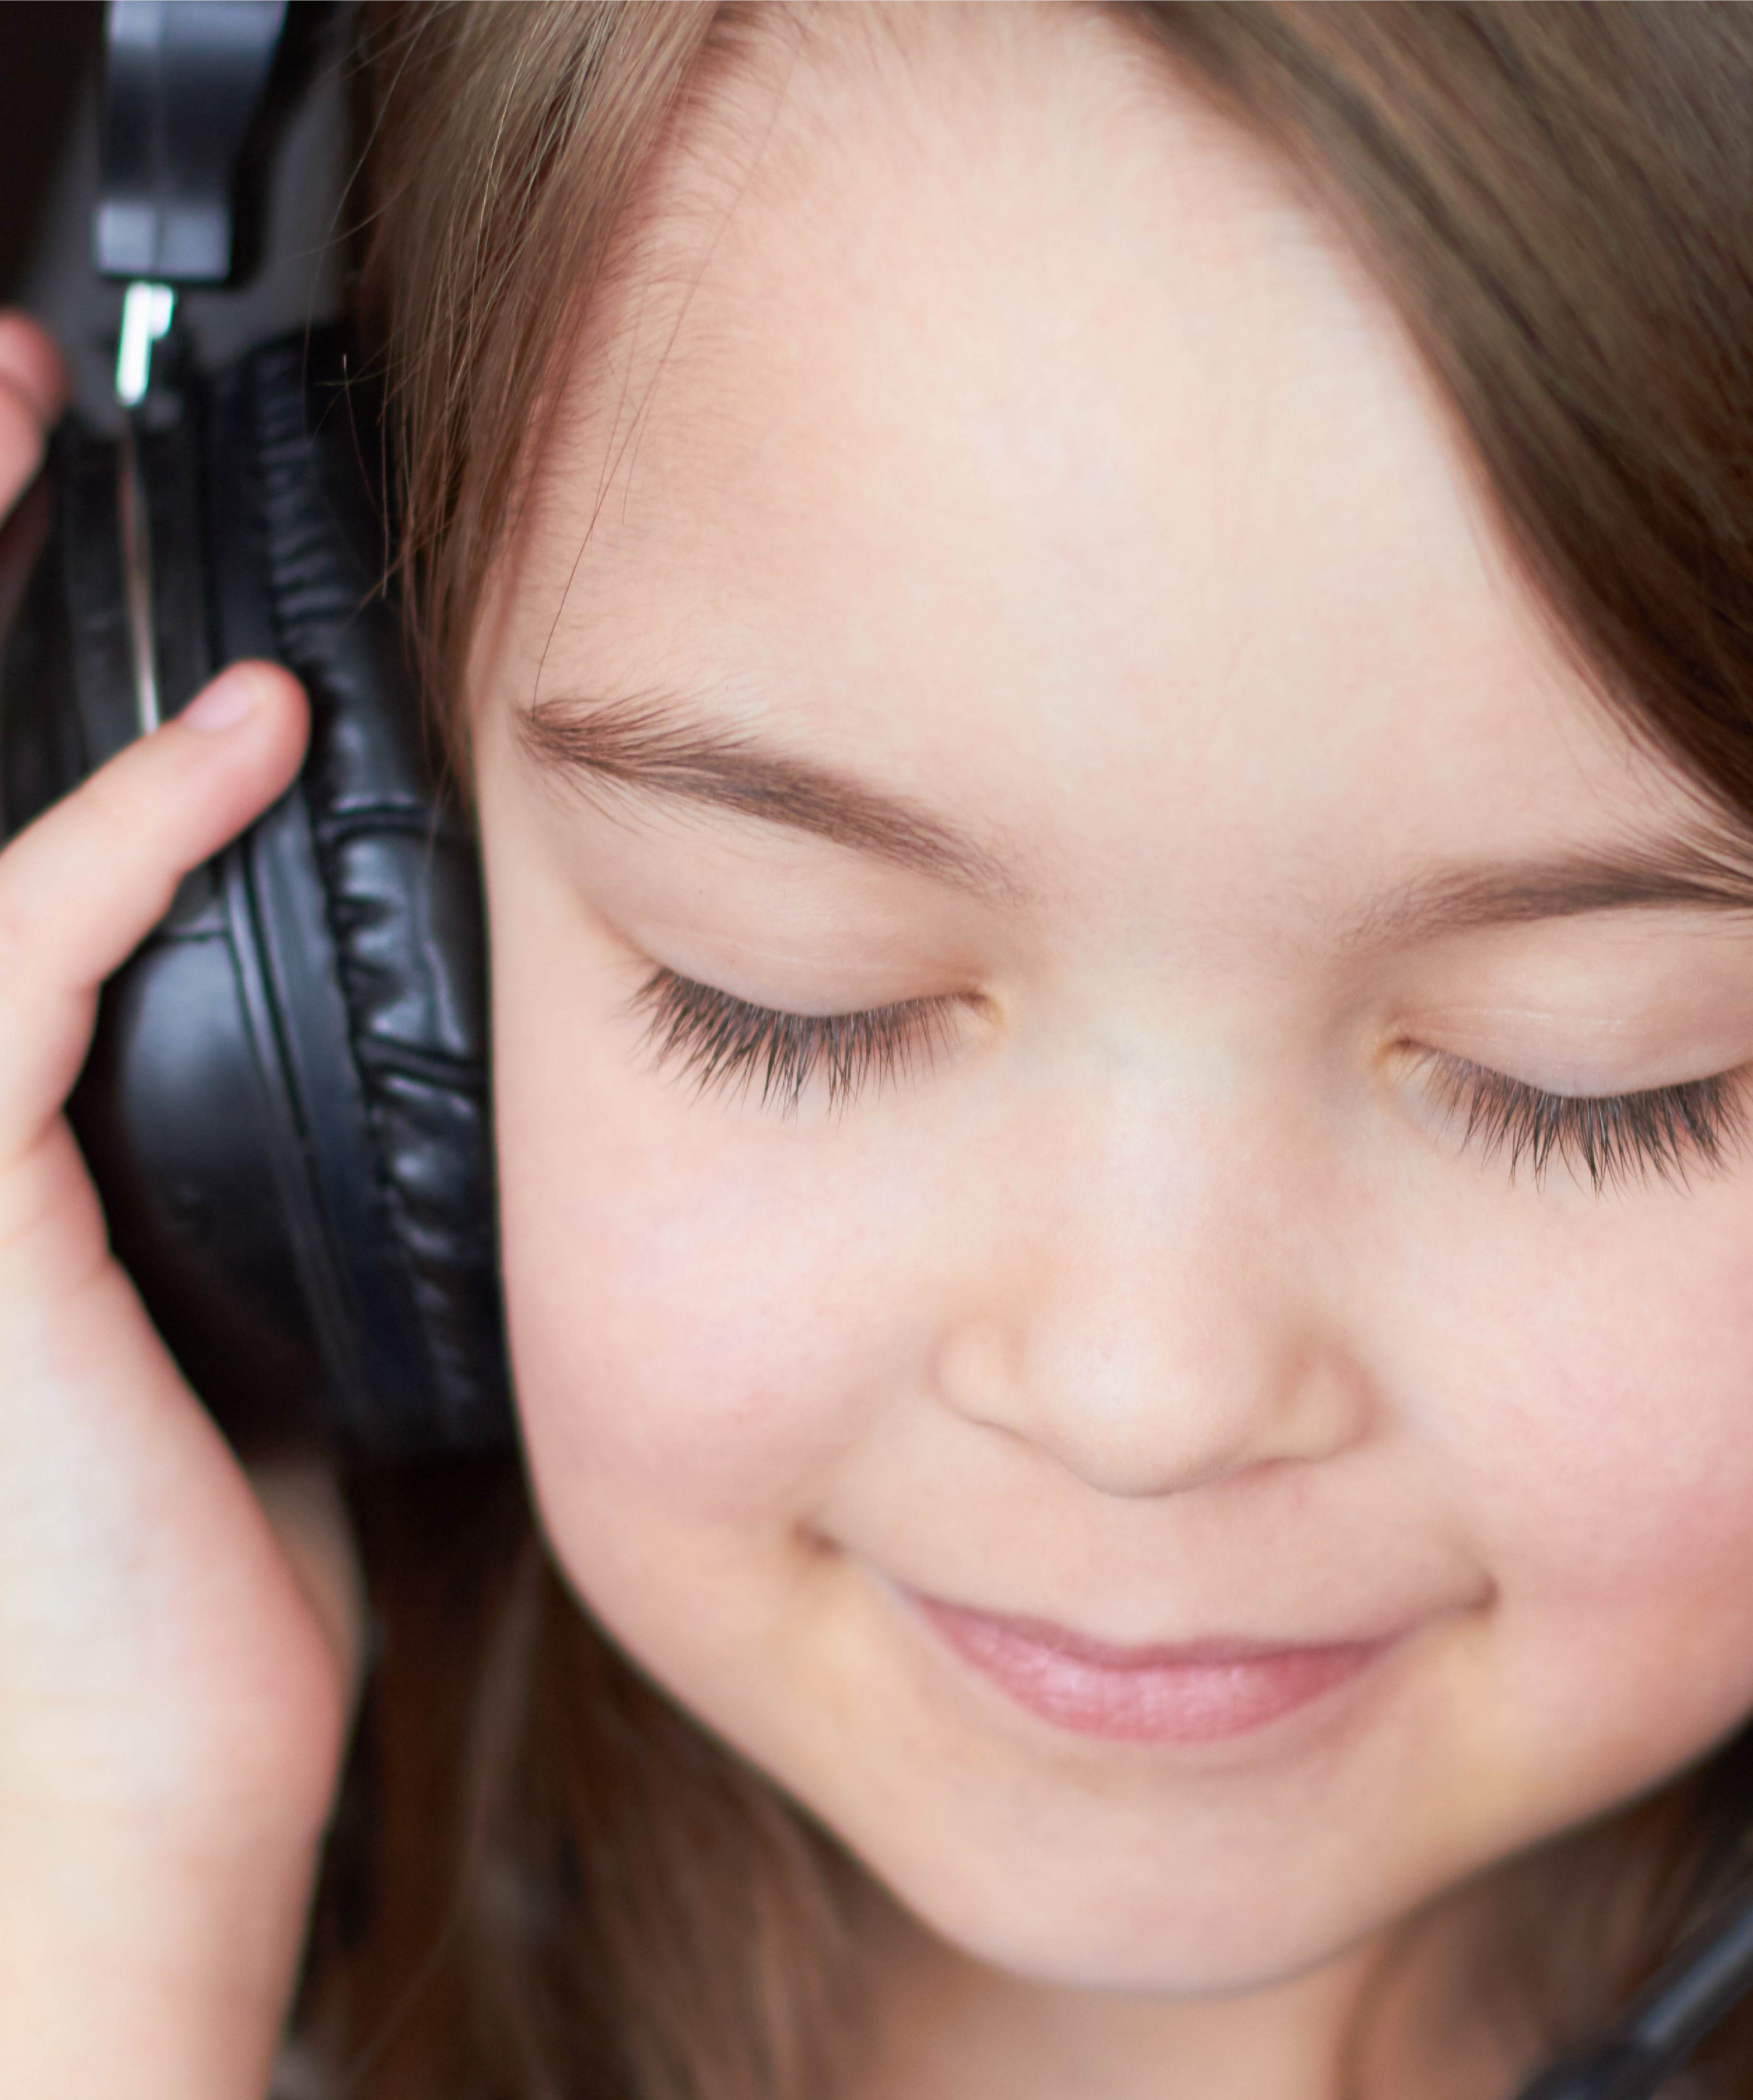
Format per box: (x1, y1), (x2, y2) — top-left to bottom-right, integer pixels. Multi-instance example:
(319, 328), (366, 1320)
(1414, 1046), (1749, 1194)
(634, 974), (1753, 1184)
(630, 965), (971, 1115)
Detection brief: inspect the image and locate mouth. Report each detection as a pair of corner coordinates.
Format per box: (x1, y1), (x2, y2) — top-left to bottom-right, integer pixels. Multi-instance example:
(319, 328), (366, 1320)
(899, 1587), (1396, 1744)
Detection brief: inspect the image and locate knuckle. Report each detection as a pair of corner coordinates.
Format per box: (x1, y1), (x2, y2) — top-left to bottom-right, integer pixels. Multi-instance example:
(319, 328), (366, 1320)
(0, 1159), (70, 1277)
(0, 875), (49, 991)
(77, 755), (153, 840)
(78, 757), (190, 898)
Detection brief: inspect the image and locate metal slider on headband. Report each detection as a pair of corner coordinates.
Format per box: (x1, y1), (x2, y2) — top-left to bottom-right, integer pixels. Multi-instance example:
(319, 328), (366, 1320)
(114, 279), (175, 737)
(96, 0), (292, 742)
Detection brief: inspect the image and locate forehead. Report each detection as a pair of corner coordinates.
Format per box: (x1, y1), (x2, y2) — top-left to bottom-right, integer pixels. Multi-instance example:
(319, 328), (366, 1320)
(495, 2), (1697, 925)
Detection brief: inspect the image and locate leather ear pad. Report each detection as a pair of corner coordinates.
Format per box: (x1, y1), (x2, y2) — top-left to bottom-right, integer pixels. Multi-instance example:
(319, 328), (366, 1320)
(0, 327), (514, 1459)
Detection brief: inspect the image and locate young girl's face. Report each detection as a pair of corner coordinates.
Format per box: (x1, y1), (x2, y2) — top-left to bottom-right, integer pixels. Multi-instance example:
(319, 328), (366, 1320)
(469, 4), (1753, 2011)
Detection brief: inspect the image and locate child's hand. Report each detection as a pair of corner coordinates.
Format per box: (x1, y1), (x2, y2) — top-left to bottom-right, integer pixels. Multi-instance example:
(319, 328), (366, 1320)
(0, 311), (362, 2100)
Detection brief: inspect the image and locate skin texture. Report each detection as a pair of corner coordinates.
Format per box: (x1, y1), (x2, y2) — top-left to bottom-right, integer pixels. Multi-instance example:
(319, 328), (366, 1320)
(466, 9), (1753, 2096)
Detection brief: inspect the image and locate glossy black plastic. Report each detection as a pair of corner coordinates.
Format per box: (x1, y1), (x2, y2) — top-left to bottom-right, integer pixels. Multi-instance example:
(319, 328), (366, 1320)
(97, 0), (290, 284)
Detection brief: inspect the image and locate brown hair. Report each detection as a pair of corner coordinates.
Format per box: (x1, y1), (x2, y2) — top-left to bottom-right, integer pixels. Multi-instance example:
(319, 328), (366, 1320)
(289, 6), (1753, 2097)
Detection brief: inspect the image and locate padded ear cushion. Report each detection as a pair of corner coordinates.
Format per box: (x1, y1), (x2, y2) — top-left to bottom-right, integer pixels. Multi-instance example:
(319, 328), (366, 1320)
(6, 401), (348, 1452)
(0, 326), (509, 1458)
(204, 328), (512, 1455)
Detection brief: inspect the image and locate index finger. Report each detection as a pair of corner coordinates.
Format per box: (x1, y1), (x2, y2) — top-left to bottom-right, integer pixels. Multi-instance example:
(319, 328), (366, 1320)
(0, 664), (307, 1163)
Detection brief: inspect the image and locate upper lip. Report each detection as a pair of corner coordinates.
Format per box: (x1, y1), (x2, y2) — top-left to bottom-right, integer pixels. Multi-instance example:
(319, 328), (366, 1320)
(894, 1582), (1420, 1667)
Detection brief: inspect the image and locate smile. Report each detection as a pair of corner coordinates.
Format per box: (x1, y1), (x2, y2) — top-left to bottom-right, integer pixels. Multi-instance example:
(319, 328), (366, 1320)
(901, 1588), (1395, 1745)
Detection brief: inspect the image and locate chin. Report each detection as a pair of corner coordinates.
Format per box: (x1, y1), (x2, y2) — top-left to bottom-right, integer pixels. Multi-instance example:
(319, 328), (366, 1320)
(845, 1832), (1394, 1999)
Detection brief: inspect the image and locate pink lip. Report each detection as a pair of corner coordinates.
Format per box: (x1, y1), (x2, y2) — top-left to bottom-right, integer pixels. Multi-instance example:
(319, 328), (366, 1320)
(905, 1590), (1391, 1744)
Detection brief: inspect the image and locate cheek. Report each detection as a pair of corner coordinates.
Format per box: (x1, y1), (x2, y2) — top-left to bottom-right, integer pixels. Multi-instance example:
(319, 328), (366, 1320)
(1464, 1229), (1753, 1591)
(503, 1110), (837, 1516)
(1406, 1180), (1753, 1765)
(490, 927), (934, 1558)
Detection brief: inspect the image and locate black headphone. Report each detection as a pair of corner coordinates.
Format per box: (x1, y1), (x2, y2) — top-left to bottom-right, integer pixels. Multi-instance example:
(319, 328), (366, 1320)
(3, 7), (1753, 2092)
(0, 0), (512, 1463)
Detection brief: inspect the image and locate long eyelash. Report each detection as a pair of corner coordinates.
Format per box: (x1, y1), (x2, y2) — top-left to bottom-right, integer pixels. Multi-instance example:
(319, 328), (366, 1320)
(1423, 1051), (1748, 1194)
(631, 968), (961, 1114)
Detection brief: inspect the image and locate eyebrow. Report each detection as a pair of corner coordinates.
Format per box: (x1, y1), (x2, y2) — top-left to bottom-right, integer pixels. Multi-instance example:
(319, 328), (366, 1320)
(1348, 841), (1753, 948)
(517, 694), (1020, 897)
(518, 694), (1753, 942)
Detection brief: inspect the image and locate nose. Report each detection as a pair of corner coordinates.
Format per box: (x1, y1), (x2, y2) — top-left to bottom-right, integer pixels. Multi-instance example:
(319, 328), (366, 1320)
(932, 1103), (1371, 1499)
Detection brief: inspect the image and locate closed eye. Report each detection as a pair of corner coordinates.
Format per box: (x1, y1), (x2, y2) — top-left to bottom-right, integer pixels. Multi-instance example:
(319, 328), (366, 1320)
(1419, 1049), (1749, 1194)
(630, 966), (968, 1115)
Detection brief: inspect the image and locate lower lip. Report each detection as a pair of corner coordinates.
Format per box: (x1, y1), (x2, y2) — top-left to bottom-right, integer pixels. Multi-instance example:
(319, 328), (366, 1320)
(906, 1591), (1390, 1744)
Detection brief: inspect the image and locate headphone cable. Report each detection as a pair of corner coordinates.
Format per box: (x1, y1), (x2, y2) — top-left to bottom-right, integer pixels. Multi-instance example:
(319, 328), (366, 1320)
(1514, 1879), (1753, 2099)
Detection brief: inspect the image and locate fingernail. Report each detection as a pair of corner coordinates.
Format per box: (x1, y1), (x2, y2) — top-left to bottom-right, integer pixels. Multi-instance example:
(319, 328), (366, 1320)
(180, 667), (269, 735)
